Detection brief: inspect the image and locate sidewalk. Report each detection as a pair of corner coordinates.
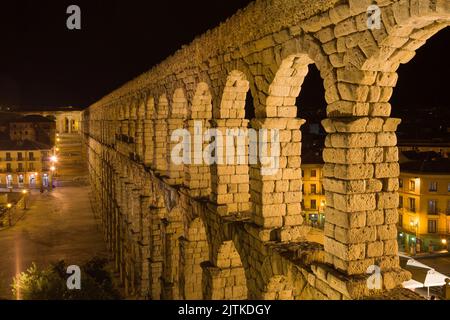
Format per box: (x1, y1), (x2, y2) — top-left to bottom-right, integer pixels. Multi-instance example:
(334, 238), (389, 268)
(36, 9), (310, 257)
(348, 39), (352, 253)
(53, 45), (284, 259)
(400, 250), (450, 259)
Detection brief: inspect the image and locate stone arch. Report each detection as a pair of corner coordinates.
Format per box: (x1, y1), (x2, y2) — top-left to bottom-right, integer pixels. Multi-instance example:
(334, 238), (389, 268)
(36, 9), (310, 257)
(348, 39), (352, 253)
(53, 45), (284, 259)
(265, 54), (315, 117)
(145, 96), (155, 120)
(167, 88), (188, 185)
(180, 216), (209, 299)
(362, 11), (449, 72)
(156, 94), (169, 119)
(215, 70), (249, 119)
(205, 240), (248, 300)
(154, 94), (169, 172)
(183, 82), (212, 198)
(208, 70), (252, 215)
(191, 82), (213, 120)
(249, 51), (329, 235)
(170, 88), (188, 118)
(319, 3), (450, 280)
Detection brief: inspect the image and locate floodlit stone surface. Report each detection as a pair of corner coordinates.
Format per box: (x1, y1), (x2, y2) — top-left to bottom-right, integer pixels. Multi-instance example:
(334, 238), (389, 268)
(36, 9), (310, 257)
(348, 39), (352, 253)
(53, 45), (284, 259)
(80, 0), (448, 300)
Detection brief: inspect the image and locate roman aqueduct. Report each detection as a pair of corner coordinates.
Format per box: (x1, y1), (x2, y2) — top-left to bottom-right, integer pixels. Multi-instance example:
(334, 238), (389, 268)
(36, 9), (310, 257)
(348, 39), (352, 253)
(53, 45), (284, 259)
(81, 0), (450, 299)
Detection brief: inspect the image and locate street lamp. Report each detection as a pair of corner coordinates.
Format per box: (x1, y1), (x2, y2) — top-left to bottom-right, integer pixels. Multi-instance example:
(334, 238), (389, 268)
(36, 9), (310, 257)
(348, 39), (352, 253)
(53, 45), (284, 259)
(410, 220), (420, 255)
(21, 189), (28, 210)
(50, 155), (58, 163)
(50, 166), (56, 189)
(6, 203), (12, 226)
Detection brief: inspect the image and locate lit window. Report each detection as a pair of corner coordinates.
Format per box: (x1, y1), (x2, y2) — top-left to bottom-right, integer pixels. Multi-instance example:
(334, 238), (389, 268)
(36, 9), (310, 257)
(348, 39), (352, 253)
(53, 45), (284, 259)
(409, 198), (416, 212)
(399, 178), (403, 188)
(311, 170), (317, 178)
(428, 200), (438, 215)
(311, 184), (317, 194)
(428, 220), (437, 234)
(429, 181), (437, 192)
(409, 180), (415, 191)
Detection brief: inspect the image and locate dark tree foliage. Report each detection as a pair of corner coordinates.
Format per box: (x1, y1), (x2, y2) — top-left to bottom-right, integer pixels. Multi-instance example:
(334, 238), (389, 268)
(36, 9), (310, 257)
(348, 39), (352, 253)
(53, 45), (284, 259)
(12, 257), (121, 300)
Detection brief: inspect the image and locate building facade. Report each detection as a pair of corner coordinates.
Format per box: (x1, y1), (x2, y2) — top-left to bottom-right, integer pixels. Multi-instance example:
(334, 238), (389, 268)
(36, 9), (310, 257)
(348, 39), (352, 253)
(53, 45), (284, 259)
(301, 163), (326, 228)
(9, 115), (56, 146)
(0, 141), (53, 189)
(397, 160), (450, 254)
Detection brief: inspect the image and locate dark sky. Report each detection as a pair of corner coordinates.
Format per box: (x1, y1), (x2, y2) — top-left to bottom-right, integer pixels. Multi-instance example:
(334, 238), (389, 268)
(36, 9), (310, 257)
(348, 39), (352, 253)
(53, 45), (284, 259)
(0, 1), (448, 110)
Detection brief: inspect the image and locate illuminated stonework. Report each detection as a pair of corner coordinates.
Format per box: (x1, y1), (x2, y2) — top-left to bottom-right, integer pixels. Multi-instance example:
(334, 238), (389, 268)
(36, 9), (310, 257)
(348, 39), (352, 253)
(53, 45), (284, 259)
(81, 0), (450, 300)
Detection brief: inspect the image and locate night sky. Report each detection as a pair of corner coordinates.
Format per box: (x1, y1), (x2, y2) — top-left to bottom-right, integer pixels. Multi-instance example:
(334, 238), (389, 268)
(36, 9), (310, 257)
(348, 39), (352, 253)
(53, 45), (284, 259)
(0, 0), (448, 111)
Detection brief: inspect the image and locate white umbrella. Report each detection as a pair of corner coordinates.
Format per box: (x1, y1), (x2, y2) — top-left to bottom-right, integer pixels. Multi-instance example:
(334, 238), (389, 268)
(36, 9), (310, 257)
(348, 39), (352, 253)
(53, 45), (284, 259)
(423, 269), (449, 287)
(401, 261), (450, 298)
(402, 279), (424, 289)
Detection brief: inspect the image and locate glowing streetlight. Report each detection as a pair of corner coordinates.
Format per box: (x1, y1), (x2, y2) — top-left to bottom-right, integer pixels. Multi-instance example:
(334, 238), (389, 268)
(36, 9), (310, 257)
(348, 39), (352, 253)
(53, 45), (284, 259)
(442, 239), (448, 245)
(6, 203), (12, 226)
(50, 166), (56, 172)
(21, 190), (28, 209)
(50, 155), (58, 163)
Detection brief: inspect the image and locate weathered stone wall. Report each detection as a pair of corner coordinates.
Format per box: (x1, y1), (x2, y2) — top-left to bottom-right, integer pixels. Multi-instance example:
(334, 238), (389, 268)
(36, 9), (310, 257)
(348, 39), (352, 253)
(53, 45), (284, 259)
(82, 0), (449, 299)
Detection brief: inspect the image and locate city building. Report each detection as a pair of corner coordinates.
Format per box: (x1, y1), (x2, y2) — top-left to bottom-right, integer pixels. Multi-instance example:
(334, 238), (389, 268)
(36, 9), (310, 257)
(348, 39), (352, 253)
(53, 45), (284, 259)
(301, 150), (326, 228)
(398, 140), (450, 158)
(17, 109), (82, 134)
(0, 140), (54, 189)
(9, 115), (56, 146)
(397, 158), (450, 254)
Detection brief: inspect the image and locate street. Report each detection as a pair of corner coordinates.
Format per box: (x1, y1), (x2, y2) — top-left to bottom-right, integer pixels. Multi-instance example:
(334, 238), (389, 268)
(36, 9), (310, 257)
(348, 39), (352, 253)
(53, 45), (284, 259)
(0, 186), (107, 299)
(0, 133), (108, 299)
(416, 255), (450, 277)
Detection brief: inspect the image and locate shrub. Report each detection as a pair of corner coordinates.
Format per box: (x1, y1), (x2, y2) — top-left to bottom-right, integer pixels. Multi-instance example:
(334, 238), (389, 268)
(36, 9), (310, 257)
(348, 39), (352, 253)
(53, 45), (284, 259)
(12, 257), (121, 300)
